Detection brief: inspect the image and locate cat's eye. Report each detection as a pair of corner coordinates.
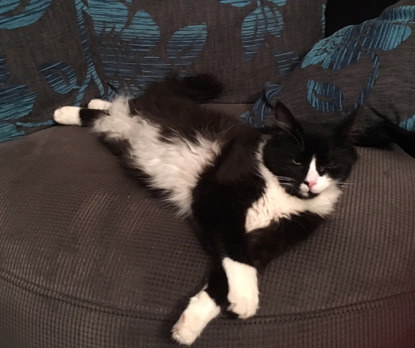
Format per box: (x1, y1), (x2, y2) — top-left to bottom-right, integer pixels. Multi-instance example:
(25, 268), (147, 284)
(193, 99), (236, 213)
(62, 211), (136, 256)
(292, 159), (301, 166)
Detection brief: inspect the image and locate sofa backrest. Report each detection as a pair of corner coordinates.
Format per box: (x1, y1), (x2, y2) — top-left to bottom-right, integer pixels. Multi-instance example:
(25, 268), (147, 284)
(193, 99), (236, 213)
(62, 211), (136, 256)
(0, 0), (326, 144)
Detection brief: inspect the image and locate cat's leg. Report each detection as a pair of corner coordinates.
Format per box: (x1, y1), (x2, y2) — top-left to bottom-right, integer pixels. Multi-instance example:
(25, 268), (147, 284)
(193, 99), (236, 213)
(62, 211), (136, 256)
(172, 263), (226, 345)
(172, 285), (221, 345)
(172, 256), (259, 345)
(222, 257), (259, 319)
(54, 106), (82, 126)
(54, 107), (106, 127)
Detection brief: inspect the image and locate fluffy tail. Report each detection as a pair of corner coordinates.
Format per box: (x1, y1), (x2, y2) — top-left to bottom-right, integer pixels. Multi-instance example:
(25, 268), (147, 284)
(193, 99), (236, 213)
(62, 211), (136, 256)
(147, 73), (224, 103)
(355, 107), (415, 157)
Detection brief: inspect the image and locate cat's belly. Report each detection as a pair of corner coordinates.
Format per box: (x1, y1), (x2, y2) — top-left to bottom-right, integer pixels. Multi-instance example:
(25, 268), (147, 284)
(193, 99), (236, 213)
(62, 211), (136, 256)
(128, 116), (222, 216)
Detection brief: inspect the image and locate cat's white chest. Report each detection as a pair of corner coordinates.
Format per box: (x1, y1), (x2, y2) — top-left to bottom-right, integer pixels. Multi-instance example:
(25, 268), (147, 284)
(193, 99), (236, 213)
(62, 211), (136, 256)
(245, 161), (341, 233)
(245, 175), (295, 233)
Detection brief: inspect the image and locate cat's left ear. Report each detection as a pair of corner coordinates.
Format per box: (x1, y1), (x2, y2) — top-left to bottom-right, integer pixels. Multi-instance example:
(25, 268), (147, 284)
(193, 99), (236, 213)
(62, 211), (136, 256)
(273, 101), (301, 133)
(334, 109), (358, 140)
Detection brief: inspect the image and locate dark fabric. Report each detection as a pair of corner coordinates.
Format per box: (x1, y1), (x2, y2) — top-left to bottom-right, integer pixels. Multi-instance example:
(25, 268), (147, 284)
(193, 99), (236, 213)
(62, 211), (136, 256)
(245, 0), (415, 136)
(87, 0), (327, 103)
(325, 0), (400, 36)
(1, 121), (415, 347)
(0, 1), (107, 143)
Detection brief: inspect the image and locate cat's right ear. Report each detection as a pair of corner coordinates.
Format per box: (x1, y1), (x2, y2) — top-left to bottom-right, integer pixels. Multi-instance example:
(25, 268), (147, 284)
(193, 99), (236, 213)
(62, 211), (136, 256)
(273, 101), (300, 133)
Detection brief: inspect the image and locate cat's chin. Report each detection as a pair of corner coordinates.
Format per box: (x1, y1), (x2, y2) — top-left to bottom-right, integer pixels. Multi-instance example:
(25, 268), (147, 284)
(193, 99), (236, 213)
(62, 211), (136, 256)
(299, 191), (319, 199)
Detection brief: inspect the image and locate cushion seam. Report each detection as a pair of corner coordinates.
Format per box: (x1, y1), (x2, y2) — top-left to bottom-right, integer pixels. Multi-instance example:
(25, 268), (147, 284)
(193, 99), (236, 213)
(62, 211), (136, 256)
(1, 267), (414, 323)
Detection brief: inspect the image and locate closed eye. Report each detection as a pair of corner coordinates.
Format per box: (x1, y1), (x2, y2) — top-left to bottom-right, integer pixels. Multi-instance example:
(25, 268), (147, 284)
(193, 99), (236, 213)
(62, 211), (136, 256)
(292, 159), (301, 166)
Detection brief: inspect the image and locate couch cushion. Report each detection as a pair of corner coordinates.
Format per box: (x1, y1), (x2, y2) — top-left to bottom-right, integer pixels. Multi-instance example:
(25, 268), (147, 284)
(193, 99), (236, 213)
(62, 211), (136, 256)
(86, 0), (327, 103)
(245, 0), (415, 137)
(0, 1), (107, 144)
(1, 123), (414, 347)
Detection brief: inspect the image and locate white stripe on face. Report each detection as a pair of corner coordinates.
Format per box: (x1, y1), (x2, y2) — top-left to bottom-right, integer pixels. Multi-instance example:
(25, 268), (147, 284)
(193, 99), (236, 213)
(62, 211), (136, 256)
(300, 156), (333, 196)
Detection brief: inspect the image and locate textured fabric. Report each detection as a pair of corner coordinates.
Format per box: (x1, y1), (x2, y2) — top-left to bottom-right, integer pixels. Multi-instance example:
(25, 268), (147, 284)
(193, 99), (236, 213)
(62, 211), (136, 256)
(1, 121), (415, 347)
(246, 0), (415, 134)
(87, 0), (327, 103)
(0, 1), (107, 143)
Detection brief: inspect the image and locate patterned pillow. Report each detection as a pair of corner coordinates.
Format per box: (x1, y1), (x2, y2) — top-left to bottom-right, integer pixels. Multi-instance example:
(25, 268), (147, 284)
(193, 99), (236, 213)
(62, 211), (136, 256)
(86, 0), (327, 103)
(246, 0), (415, 135)
(0, 1), (107, 144)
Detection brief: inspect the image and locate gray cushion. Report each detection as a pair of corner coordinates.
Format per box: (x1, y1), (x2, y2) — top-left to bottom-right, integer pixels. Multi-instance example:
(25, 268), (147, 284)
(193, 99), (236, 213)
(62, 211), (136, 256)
(1, 123), (415, 347)
(246, 0), (415, 135)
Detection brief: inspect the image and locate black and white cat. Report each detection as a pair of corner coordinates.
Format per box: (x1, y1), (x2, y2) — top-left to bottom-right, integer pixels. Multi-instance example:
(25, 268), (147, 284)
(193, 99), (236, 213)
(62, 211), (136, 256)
(53, 74), (357, 345)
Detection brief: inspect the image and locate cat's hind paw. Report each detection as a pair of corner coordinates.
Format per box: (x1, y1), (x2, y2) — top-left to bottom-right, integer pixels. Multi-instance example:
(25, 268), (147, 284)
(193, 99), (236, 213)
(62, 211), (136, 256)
(87, 99), (112, 110)
(172, 290), (220, 346)
(53, 106), (81, 126)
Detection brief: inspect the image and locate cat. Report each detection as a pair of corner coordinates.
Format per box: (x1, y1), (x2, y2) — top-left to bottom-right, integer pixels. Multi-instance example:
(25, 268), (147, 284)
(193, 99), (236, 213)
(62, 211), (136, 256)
(53, 74), (358, 346)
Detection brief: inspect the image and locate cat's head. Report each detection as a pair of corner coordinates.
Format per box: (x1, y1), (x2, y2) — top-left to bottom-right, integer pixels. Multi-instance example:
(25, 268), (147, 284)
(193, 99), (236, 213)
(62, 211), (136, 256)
(262, 102), (358, 199)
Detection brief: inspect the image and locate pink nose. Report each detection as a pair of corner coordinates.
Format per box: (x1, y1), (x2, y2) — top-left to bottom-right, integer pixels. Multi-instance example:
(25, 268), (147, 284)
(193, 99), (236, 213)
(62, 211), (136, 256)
(306, 180), (317, 190)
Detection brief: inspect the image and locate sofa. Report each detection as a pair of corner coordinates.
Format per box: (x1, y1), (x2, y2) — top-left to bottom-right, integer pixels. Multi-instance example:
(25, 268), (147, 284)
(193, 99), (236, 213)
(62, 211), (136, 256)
(1, 1), (414, 347)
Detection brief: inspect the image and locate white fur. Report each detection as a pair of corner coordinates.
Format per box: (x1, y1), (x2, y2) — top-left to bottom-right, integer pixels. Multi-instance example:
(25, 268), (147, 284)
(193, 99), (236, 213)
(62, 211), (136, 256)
(245, 141), (342, 233)
(54, 106), (82, 125)
(88, 99), (112, 110)
(93, 98), (222, 216)
(301, 157), (332, 196)
(172, 290), (221, 346)
(222, 257), (259, 319)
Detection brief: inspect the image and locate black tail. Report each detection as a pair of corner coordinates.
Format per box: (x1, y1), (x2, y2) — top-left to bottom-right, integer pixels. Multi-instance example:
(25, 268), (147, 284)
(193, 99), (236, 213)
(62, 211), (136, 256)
(355, 107), (415, 157)
(147, 73), (224, 103)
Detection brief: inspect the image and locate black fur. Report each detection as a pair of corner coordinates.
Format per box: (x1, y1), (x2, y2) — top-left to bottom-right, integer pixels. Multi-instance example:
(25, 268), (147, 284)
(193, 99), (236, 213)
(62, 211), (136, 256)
(69, 74), (358, 337)
(355, 107), (415, 158)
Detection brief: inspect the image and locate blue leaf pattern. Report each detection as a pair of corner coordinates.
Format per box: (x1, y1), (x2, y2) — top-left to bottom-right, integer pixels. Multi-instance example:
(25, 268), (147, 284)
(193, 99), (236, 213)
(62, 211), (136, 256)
(0, 0), (52, 30)
(87, 1), (159, 53)
(1, 84), (37, 121)
(123, 11), (160, 53)
(0, 54), (38, 142)
(241, 82), (282, 127)
(266, 0), (287, 6)
(274, 50), (300, 77)
(87, 0), (128, 34)
(138, 55), (171, 91)
(0, 55), (9, 86)
(0, 2), (21, 14)
(73, 0), (106, 105)
(37, 62), (78, 95)
(0, 0), (107, 143)
(307, 80), (343, 113)
(0, 122), (24, 143)
(264, 6), (284, 38)
(217, 0), (252, 7)
(167, 25), (208, 66)
(302, 6), (415, 70)
(221, 0), (287, 61)
(87, 1), (208, 96)
(399, 114), (415, 131)
(242, 7), (267, 62)
(301, 6), (415, 115)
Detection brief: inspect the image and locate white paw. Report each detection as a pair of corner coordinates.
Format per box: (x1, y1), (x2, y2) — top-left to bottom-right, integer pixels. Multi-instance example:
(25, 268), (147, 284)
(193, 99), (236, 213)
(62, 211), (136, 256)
(88, 99), (112, 110)
(172, 290), (220, 346)
(222, 258), (259, 319)
(53, 106), (81, 125)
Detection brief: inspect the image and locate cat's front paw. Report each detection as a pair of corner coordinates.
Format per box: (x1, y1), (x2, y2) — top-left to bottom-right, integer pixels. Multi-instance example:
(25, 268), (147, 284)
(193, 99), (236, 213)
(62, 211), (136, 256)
(227, 285), (259, 319)
(172, 290), (220, 346)
(222, 258), (259, 319)
(53, 106), (81, 126)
